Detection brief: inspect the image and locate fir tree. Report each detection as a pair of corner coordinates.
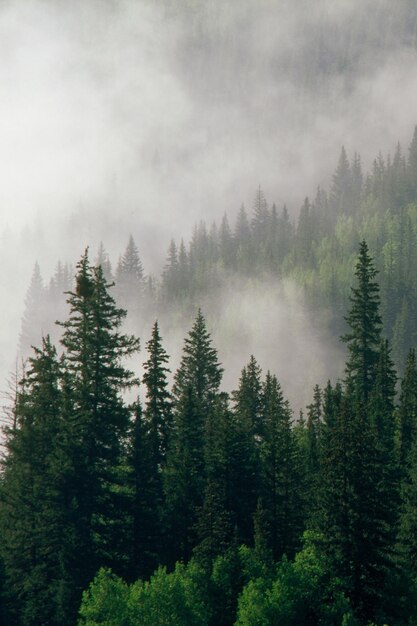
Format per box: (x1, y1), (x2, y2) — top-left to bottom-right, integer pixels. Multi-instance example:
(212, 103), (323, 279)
(398, 348), (417, 469)
(165, 311), (223, 563)
(194, 393), (233, 569)
(342, 240), (382, 403)
(260, 372), (303, 560)
(58, 251), (140, 599)
(230, 356), (263, 544)
(0, 337), (74, 625)
(142, 321), (172, 467)
(127, 400), (161, 580)
(115, 235), (145, 323)
(172, 309), (223, 412)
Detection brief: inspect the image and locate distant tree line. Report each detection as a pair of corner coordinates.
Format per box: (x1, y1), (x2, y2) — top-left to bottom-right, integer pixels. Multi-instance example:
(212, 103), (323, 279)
(19, 127), (417, 376)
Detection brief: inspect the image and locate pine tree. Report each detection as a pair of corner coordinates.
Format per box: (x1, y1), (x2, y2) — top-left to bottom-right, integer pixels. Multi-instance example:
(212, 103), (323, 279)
(260, 372), (303, 560)
(315, 244), (397, 622)
(19, 262), (46, 358)
(172, 309), (223, 411)
(232, 355), (263, 441)
(164, 386), (203, 564)
(58, 251), (140, 598)
(399, 440), (417, 578)
(161, 239), (179, 301)
(219, 213), (235, 269)
(230, 356), (263, 544)
(251, 186), (270, 245)
(115, 235), (145, 323)
(127, 400), (161, 580)
(142, 321), (172, 467)
(330, 146), (352, 215)
(0, 337), (75, 625)
(127, 321), (173, 575)
(342, 240), (382, 403)
(194, 395), (233, 569)
(296, 197), (315, 265)
(234, 205), (253, 274)
(306, 384), (322, 475)
(407, 125), (417, 200)
(95, 242), (113, 283)
(164, 311), (223, 563)
(351, 152), (363, 211)
(398, 348), (417, 469)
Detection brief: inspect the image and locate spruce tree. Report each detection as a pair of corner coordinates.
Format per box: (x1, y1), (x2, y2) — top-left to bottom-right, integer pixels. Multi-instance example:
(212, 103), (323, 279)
(342, 240), (382, 403)
(172, 309), (223, 412)
(194, 395), (233, 569)
(164, 311), (223, 563)
(0, 337), (74, 625)
(115, 235), (145, 323)
(315, 243), (397, 622)
(128, 321), (172, 575)
(330, 145), (352, 215)
(58, 251), (140, 598)
(142, 321), (172, 467)
(260, 372), (303, 560)
(127, 400), (160, 580)
(19, 262), (46, 358)
(230, 356), (263, 544)
(164, 386), (203, 564)
(398, 348), (417, 470)
(251, 186), (270, 245)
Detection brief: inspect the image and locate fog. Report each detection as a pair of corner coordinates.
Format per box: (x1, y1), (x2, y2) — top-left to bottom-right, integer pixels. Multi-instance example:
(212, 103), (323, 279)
(0, 0), (416, 409)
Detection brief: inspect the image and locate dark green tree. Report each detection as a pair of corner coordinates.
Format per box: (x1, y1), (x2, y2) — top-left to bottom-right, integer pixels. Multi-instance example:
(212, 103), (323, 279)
(172, 309), (223, 412)
(165, 311), (223, 563)
(194, 394), (233, 569)
(164, 386), (204, 564)
(306, 384), (322, 475)
(142, 321), (172, 467)
(342, 240), (382, 403)
(0, 337), (74, 626)
(260, 372), (303, 560)
(230, 356), (263, 544)
(58, 251), (140, 599)
(127, 321), (173, 575)
(315, 245), (397, 622)
(127, 400), (161, 580)
(398, 348), (417, 469)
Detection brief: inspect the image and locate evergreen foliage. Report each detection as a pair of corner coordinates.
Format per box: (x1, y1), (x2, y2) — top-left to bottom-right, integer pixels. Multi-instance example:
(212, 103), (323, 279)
(11, 125), (417, 625)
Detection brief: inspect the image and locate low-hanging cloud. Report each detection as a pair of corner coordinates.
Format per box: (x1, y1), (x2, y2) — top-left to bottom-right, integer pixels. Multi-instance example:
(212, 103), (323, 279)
(0, 0), (415, 399)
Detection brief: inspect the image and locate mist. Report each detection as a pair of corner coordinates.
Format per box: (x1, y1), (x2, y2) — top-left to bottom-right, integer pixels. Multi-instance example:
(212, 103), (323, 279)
(153, 278), (345, 414)
(0, 0), (416, 406)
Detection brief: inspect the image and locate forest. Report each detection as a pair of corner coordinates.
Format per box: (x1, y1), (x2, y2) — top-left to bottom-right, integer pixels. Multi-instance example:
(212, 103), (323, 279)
(1, 127), (417, 625)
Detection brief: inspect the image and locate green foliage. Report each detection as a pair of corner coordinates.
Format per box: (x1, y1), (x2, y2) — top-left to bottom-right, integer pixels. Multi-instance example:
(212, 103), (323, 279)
(235, 532), (355, 626)
(342, 240), (382, 402)
(79, 562), (209, 626)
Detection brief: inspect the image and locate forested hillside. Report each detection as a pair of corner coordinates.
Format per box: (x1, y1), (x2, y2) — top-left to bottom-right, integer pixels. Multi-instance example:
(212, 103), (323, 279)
(2, 127), (417, 625)
(19, 127), (417, 374)
(4, 2), (417, 623)
(2, 238), (417, 626)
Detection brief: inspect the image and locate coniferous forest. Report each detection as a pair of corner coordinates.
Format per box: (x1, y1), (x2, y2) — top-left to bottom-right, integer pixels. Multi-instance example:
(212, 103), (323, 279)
(3, 127), (417, 625)
(4, 1), (417, 624)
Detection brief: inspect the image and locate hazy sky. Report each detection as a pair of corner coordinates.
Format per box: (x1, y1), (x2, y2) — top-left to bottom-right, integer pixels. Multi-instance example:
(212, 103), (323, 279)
(0, 0), (416, 408)
(0, 0), (416, 252)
